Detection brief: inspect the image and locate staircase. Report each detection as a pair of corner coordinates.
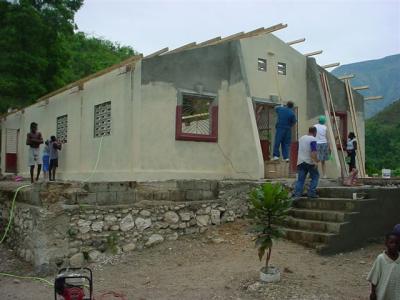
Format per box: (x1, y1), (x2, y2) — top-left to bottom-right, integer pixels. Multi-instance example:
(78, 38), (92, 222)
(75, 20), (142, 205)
(284, 187), (379, 254)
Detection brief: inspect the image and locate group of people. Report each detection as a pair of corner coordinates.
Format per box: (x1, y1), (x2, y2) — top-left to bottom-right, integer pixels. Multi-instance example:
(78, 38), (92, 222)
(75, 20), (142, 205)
(272, 101), (359, 198)
(26, 122), (62, 183)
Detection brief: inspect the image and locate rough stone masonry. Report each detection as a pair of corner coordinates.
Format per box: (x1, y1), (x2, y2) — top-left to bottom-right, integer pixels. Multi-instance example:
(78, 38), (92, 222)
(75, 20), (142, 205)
(0, 180), (263, 273)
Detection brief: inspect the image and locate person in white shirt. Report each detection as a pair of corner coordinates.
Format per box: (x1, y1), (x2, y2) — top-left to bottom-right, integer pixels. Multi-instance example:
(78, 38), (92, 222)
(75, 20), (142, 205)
(293, 126), (319, 199)
(314, 116), (330, 178)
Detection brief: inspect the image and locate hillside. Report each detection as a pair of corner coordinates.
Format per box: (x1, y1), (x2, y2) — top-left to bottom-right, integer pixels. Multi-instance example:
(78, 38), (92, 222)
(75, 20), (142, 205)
(332, 54), (400, 118)
(365, 99), (400, 175)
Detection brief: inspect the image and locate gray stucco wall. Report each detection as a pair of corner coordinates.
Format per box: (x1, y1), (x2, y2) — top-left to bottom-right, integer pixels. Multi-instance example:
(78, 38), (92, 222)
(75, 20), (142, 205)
(306, 58), (364, 119)
(141, 41), (243, 93)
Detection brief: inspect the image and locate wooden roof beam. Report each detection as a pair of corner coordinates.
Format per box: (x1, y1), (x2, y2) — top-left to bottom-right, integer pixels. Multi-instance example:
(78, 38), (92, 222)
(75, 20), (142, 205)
(338, 74), (355, 80)
(305, 50), (323, 57)
(287, 38), (305, 45)
(144, 47), (169, 59)
(364, 96), (383, 101)
(352, 85), (369, 91)
(197, 36), (222, 47)
(162, 42), (197, 55)
(322, 62), (340, 69)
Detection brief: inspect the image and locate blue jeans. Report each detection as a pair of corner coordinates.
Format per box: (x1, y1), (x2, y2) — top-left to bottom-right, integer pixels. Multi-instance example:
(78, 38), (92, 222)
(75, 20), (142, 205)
(294, 162), (320, 197)
(273, 127), (291, 159)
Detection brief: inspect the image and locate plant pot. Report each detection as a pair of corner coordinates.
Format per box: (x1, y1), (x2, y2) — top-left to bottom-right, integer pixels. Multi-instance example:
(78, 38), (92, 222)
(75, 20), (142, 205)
(259, 266), (280, 283)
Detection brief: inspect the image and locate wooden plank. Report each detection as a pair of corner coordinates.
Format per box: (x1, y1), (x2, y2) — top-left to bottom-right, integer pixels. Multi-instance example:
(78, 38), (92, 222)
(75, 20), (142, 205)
(364, 96), (383, 101)
(144, 47), (169, 59)
(286, 38), (305, 45)
(338, 74), (354, 80)
(3, 54), (143, 118)
(322, 62), (340, 69)
(210, 31), (245, 44)
(197, 36), (222, 47)
(163, 42), (197, 55)
(305, 50), (323, 57)
(352, 85), (369, 91)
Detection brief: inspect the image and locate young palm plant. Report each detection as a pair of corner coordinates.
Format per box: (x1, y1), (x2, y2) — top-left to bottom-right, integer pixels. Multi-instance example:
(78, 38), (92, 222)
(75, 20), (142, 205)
(248, 182), (292, 273)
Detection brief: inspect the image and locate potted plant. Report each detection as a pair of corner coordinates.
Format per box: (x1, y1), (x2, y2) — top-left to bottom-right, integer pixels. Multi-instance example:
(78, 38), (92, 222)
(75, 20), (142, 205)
(248, 182), (292, 282)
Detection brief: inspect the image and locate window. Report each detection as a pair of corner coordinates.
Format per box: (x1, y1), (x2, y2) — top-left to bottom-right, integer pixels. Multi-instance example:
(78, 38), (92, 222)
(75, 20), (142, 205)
(94, 101), (111, 137)
(277, 62), (286, 75)
(175, 92), (218, 142)
(56, 115), (68, 143)
(258, 58), (267, 72)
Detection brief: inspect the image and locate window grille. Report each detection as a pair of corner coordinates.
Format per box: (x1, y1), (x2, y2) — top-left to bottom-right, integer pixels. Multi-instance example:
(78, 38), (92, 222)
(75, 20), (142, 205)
(56, 115), (68, 143)
(258, 58), (267, 72)
(277, 62), (286, 75)
(94, 101), (111, 137)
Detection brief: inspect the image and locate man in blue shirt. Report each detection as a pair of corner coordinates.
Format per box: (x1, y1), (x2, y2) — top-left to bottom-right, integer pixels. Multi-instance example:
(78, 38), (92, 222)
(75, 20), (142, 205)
(272, 101), (297, 161)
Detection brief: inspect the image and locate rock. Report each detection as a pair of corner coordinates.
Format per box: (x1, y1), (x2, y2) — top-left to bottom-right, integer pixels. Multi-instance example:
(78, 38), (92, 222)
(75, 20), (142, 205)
(68, 248), (79, 256)
(77, 219), (92, 234)
(104, 215), (117, 223)
(140, 210), (151, 217)
(88, 250), (103, 262)
(179, 222), (186, 229)
(211, 237), (225, 244)
(13, 279), (20, 284)
(196, 215), (210, 227)
(135, 217), (152, 231)
(154, 222), (169, 229)
(122, 243), (136, 252)
(283, 267), (294, 273)
(247, 282), (263, 292)
(120, 214), (135, 232)
(185, 227), (199, 234)
(210, 209), (221, 225)
(88, 215), (96, 221)
(199, 227), (208, 233)
(69, 253), (85, 267)
(167, 232), (179, 241)
(145, 234), (164, 247)
(179, 212), (191, 221)
(91, 221), (104, 232)
(110, 225), (120, 231)
(164, 211), (180, 224)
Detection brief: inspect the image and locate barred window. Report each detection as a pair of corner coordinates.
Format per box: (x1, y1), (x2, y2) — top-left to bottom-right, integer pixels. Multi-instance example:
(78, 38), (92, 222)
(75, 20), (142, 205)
(176, 93), (218, 142)
(56, 115), (68, 143)
(94, 101), (111, 138)
(258, 58), (267, 72)
(278, 62), (286, 75)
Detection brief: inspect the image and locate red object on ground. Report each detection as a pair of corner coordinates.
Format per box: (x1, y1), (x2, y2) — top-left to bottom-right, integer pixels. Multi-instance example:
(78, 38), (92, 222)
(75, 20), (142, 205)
(62, 287), (85, 300)
(5, 153), (17, 173)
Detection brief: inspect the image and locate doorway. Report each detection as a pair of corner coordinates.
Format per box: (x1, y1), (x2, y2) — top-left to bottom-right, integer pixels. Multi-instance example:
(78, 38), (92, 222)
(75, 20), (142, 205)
(5, 129), (18, 173)
(254, 103), (275, 161)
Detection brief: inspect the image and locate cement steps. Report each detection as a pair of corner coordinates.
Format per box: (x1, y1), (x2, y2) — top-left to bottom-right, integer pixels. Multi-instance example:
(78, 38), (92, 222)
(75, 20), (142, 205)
(284, 193), (379, 254)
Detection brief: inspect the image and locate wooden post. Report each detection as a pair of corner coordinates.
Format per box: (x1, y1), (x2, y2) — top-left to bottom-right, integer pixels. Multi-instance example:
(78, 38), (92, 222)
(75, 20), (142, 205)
(352, 85), (369, 91)
(364, 96), (383, 101)
(287, 38), (305, 45)
(322, 63), (340, 69)
(305, 50), (323, 57)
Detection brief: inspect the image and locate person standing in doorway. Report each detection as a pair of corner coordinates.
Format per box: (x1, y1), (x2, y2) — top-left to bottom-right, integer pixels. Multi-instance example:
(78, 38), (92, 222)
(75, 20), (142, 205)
(346, 132), (357, 173)
(49, 136), (62, 181)
(42, 140), (50, 181)
(314, 115), (330, 178)
(293, 126), (319, 199)
(272, 101), (297, 162)
(26, 122), (43, 183)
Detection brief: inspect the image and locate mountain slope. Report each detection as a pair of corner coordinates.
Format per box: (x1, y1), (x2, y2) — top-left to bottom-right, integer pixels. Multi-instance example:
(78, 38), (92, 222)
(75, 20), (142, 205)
(365, 99), (400, 175)
(332, 54), (400, 118)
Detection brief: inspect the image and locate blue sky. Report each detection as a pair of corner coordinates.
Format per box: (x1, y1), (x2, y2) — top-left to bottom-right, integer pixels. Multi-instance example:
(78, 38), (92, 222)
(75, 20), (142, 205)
(75, 0), (400, 66)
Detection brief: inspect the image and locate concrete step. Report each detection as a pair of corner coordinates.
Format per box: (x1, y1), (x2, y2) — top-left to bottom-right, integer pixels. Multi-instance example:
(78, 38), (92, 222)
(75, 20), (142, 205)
(290, 208), (359, 222)
(294, 198), (376, 211)
(264, 160), (290, 179)
(285, 217), (347, 234)
(317, 187), (368, 199)
(283, 227), (337, 244)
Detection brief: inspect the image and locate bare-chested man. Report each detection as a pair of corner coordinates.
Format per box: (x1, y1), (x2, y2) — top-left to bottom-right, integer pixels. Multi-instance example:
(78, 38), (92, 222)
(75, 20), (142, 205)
(26, 122), (43, 183)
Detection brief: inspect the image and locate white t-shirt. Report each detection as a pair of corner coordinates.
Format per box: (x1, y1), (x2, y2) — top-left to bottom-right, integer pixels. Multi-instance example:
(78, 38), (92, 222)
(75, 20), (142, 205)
(297, 135), (317, 165)
(314, 123), (327, 144)
(367, 252), (400, 300)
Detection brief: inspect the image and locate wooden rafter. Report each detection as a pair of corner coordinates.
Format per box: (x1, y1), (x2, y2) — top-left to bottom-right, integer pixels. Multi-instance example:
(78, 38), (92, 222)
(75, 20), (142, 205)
(144, 47), (169, 59)
(352, 85), (369, 91)
(162, 42), (197, 55)
(197, 36), (222, 47)
(322, 62), (340, 68)
(338, 74), (355, 80)
(286, 38), (305, 45)
(305, 50), (323, 57)
(364, 96), (383, 101)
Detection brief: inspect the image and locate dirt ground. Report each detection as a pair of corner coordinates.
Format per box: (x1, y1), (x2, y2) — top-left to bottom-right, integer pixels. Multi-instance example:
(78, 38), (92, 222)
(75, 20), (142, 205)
(0, 220), (382, 300)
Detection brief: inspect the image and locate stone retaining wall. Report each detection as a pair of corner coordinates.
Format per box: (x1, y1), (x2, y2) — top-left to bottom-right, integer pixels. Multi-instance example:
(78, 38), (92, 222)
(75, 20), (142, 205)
(0, 180), (262, 273)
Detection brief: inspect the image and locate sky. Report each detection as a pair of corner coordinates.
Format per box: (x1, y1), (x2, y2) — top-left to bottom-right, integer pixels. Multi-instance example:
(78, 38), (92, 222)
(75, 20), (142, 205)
(75, 0), (400, 66)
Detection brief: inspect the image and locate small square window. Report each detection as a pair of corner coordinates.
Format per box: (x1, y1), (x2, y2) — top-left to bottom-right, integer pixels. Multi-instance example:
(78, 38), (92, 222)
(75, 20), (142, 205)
(176, 93), (218, 142)
(94, 101), (111, 137)
(258, 58), (267, 72)
(278, 62), (286, 75)
(56, 115), (68, 143)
